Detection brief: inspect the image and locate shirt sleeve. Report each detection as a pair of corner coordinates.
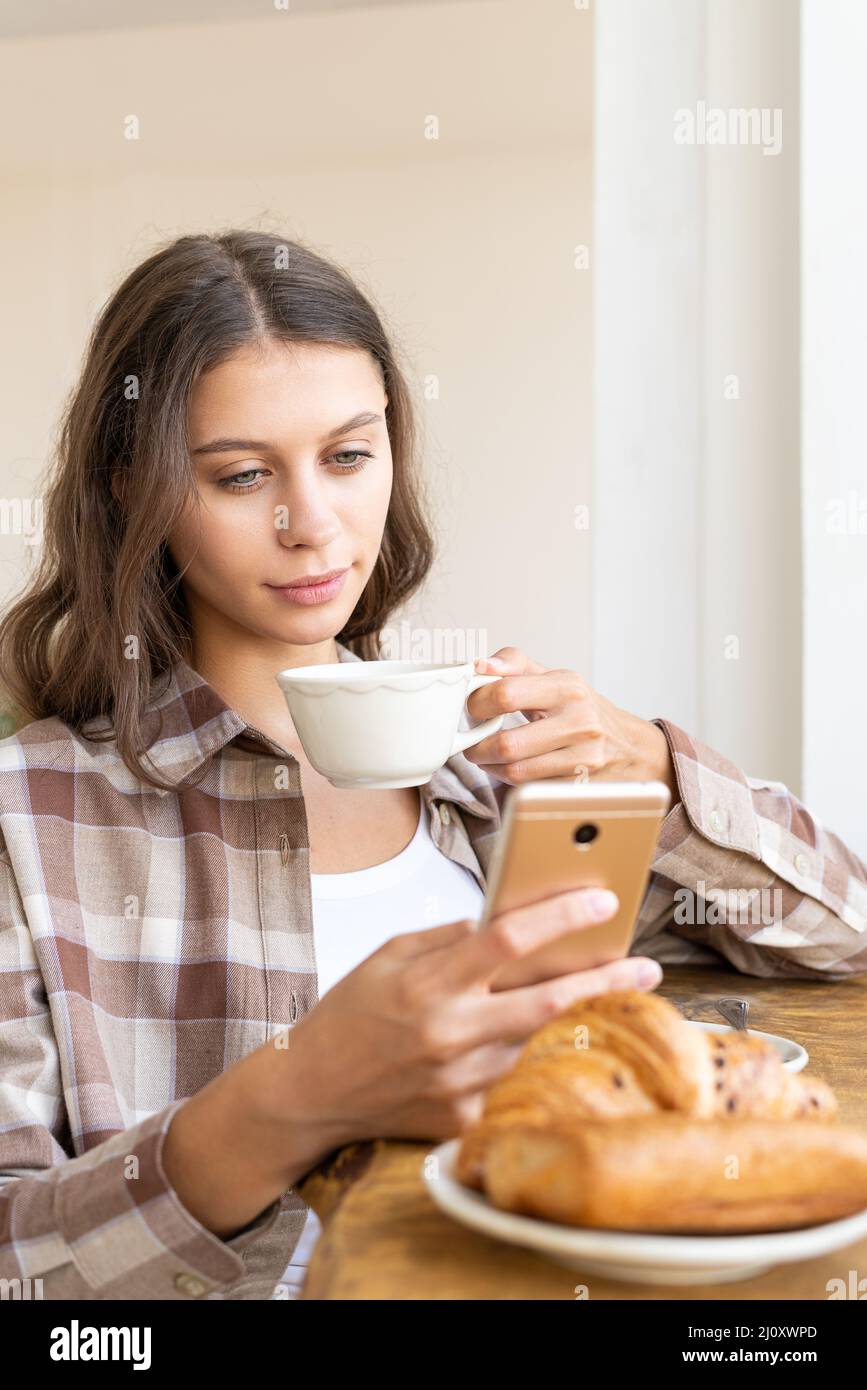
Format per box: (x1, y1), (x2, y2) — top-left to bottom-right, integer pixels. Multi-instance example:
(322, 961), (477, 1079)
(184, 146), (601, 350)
(635, 718), (867, 979)
(0, 854), (284, 1300)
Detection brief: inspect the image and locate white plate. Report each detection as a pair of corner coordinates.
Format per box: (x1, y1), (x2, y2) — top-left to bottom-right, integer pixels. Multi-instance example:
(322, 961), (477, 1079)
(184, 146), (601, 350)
(423, 1139), (867, 1285)
(686, 1019), (808, 1072)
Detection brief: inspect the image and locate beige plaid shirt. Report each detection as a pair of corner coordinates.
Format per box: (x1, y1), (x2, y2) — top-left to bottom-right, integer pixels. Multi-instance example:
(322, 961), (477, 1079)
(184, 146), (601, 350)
(1, 641), (865, 1300)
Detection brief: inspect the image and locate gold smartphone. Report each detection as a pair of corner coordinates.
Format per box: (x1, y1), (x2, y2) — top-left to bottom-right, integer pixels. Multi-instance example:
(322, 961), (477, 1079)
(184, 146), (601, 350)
(482, 780), (671, 991)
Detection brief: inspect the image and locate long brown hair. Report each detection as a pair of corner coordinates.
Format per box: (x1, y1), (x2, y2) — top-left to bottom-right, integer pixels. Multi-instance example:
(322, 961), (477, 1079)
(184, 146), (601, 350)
(0, 229), (435, 789)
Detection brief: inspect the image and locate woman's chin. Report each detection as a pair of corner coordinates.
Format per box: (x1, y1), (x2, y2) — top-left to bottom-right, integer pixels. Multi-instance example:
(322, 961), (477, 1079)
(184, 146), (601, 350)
(262, 608), (352, 649)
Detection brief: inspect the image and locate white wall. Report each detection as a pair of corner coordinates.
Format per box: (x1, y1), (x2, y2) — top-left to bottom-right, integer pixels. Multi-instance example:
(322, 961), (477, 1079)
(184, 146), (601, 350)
(0, 0), (593, 676)
(702, 0), (801, 789)
(594, 0), (802, 794)
(802, 0), (867, 857)
(593, 0), (705, 735)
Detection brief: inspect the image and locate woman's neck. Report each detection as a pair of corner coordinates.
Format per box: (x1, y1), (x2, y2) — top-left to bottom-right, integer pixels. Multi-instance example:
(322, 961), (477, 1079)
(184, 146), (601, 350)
(189, 631), (341, 753)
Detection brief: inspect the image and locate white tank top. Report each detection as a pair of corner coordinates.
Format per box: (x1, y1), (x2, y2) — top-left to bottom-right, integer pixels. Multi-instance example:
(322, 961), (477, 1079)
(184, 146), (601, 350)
(271, 799), (484, 1299)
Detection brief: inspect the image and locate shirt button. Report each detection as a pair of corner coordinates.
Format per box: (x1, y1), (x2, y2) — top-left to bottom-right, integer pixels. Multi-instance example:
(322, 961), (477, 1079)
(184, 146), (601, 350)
(708, 809), (727, 835)
(794, 852), (810, 877)
(438, 803), (451, 827)
(279, 833), (290, 865)
(174, 1272), (209, 1297)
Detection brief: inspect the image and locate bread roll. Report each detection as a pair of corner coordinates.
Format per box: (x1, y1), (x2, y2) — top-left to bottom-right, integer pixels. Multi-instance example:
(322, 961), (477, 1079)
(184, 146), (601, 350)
(482, 1113), (867, 1233)
(457, 991), (836, 1191)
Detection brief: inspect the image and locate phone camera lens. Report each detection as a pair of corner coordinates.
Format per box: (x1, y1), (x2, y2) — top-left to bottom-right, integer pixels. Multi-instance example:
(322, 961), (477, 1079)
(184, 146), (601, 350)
(573, 823), (599, 846)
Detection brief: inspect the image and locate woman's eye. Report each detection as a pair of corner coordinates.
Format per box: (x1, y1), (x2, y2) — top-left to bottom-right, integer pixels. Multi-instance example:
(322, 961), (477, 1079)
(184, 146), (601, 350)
(217, 452), (372, 493)
(327, 450), (372, 472)
(218, 468), (268, 492)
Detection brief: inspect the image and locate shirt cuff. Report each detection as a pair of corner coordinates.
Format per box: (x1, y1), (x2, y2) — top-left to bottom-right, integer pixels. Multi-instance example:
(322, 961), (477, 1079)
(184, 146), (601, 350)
(650, 717), (761, 860)
(54, 1097), (284, 1299)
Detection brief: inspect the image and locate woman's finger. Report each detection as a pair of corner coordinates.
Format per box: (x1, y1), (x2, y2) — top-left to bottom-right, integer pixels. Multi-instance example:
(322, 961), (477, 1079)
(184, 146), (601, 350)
(467, 670), (578, 721)
(463, 955), (664, 1050)
(436, 887), (619, 992)
(464, 712), (603, 768)
(421, 1040), (527, 1098)
(476, 649), (550, 678)
(470, 746), (611, 784)
(378, 915), (481, 959)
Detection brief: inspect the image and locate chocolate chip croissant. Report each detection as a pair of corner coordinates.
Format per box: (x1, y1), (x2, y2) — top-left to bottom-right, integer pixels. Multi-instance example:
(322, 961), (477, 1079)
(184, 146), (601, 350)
(454, 990), (867, 1231)
(456, 990), (836, 1192)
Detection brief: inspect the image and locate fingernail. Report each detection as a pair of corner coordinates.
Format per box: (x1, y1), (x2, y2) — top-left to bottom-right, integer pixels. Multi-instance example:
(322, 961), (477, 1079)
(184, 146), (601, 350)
(485, 656), (507, 668)
(587, 889), (618, 920)
(637, 960), (663, 987)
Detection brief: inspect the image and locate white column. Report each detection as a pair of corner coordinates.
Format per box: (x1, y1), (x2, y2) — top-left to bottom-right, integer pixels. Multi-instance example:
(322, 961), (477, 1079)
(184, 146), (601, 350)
(593, 0), (801, 793)
(801, 0), (867, 857)
(701, 0), (801, 790)
(593, 0), (705, 732)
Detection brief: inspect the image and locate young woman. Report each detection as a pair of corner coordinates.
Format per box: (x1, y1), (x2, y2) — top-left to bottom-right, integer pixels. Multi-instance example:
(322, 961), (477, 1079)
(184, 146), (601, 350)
(0, 231), (863, 1302)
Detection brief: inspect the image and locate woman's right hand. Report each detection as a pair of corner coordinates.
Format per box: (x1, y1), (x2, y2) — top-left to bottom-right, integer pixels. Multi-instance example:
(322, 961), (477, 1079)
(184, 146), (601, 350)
(162, 888), (664, 1238)
(270, 888), (663, 1158)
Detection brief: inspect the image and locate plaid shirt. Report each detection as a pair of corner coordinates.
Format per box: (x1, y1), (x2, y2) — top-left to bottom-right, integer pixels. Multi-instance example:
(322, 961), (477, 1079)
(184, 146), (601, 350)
(1, 642), (865, 1301)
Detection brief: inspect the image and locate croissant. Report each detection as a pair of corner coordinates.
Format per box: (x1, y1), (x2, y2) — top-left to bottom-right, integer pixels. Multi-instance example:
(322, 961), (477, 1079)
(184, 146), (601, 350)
(455, 990), (841, 1213)
(482, 1114), (867, 1233)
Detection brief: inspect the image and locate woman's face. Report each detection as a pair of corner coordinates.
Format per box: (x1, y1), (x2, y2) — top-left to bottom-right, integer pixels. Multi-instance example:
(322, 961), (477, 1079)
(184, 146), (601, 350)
(168, 339), (392, 654)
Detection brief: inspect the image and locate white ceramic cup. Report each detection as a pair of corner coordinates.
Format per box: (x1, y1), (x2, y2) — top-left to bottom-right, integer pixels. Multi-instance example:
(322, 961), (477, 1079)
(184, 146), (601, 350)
(274, 659), (506, 789)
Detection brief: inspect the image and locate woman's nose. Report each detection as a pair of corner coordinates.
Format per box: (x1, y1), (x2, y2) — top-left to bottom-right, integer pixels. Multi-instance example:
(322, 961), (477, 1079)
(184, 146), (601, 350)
(273, 479), (341, 549)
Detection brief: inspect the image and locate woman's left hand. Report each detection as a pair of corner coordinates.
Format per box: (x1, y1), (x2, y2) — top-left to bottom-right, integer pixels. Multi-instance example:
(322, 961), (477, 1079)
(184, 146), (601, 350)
(465, 647), (679, 805)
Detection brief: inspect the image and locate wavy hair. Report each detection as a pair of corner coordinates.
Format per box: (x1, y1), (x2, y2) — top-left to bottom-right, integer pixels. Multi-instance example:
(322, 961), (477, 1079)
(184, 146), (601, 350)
(0, 229), (435, 789)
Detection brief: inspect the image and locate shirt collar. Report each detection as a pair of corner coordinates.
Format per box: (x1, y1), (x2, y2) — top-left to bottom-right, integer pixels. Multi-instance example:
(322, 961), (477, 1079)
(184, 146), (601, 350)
(98, 643), (496, 819)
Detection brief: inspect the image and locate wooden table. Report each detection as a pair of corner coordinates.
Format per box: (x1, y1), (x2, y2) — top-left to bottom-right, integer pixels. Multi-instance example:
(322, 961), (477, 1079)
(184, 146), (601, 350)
(297, 965), (867, 1299)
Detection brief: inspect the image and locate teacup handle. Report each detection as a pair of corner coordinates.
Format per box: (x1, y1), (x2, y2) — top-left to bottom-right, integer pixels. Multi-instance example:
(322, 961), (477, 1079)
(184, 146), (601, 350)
(449, 674), (506, 757)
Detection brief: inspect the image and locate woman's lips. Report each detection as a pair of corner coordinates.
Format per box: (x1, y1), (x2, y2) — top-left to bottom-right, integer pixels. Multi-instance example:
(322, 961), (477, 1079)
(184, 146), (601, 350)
(265, 568), (349, 606)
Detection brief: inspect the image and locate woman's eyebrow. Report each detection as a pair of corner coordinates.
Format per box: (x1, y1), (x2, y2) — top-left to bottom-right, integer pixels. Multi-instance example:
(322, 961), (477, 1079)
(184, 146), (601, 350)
(190, 410), (384, 457)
